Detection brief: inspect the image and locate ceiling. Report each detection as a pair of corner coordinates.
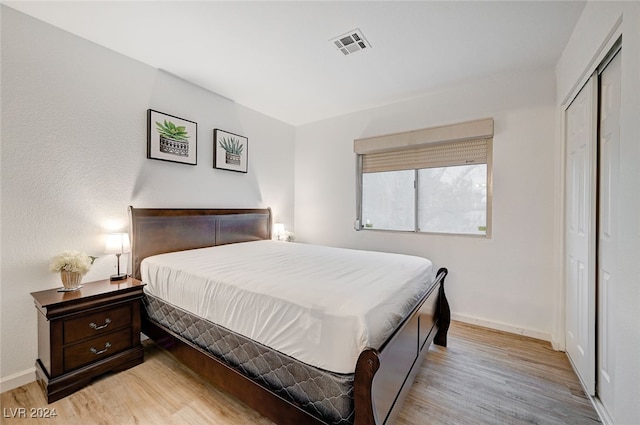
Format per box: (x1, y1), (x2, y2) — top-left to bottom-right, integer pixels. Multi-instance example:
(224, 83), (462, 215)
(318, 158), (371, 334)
(5, 1), (586, 126)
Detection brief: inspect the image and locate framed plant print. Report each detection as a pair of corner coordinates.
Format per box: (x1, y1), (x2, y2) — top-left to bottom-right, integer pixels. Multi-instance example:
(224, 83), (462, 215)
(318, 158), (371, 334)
(147, 109), (197, 165)
(214, 129), (248, 173)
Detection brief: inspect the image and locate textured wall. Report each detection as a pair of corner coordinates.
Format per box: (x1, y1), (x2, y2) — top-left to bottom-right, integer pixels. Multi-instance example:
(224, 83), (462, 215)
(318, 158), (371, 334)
(295, 68), (559, 341)
(0, 7), (295, 383)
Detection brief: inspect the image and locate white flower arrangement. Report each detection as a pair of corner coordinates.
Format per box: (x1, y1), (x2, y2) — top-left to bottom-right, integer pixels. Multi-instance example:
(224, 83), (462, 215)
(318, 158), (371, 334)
(280, 231), (295, 242)
(49, 250), (96, 274)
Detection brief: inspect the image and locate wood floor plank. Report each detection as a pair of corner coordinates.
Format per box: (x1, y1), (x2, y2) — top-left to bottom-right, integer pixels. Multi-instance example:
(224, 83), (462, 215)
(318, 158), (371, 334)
(0, 321), (600, 425)
(396, 322), (601, 425)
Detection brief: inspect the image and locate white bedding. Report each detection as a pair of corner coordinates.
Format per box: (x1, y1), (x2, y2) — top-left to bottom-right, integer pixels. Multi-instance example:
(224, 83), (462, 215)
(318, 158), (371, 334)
(141, 240), (433, 374)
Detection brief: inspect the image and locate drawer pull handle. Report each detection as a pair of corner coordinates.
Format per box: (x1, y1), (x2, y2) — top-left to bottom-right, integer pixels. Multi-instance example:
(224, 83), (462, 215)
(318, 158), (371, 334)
(90, 342), (112, 355)
(89, 318), (112, 330)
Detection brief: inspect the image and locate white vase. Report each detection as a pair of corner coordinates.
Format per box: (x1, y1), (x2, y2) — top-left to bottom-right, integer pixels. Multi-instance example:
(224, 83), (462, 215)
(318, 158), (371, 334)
(60, 270), (83, 289)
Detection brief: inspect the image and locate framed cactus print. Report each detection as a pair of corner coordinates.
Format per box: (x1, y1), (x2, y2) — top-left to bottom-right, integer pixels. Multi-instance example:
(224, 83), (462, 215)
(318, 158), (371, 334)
(147, 109), (197, 165)
(214, 129), (248, 173)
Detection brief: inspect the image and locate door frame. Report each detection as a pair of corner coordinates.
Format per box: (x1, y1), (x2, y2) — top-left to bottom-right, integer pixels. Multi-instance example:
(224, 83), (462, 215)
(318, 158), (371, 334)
(559, 24), (622, 425)
(558, 22), (622, 351)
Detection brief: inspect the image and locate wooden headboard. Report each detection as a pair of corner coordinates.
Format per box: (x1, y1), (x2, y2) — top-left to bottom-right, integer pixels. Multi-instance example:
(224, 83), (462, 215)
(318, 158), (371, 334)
(128, 206), (272, 280)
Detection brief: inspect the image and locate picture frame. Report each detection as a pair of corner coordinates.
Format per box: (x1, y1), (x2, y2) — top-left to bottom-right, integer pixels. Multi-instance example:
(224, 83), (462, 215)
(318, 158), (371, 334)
(147, 109), (197, 165)
(213, 129), (248, 173)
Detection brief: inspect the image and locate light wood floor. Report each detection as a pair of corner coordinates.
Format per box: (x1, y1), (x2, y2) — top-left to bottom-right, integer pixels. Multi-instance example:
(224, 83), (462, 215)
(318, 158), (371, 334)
(1, 321), (601, 425)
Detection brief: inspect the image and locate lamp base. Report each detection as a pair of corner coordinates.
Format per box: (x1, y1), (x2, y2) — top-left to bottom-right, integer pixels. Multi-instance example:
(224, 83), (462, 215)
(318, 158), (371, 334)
(110, 273), (128, 281)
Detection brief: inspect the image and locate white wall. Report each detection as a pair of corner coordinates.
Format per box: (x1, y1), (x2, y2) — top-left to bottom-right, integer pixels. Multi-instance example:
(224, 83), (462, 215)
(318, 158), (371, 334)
(556, 2), (640, 423)
(0, 7), (295, 388)
(295, 68), (559, 341)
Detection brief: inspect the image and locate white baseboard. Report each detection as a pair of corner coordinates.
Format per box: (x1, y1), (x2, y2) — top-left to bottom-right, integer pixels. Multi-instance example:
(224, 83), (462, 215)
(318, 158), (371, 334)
(568, 359), (614, 425)
(591, 394), (615, 425)
(550, 336), (566, 352)
(0, 368), (36, 393)
(452, 313), (552, 343)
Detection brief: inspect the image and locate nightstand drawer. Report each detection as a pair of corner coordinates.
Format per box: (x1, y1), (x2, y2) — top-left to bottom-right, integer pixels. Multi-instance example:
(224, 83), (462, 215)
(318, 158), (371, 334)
(63, 304), (132, 344)
(64, 328), (132, 372)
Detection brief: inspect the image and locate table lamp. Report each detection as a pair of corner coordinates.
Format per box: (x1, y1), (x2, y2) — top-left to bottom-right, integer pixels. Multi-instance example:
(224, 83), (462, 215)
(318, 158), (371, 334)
(105, 233), (130, 281)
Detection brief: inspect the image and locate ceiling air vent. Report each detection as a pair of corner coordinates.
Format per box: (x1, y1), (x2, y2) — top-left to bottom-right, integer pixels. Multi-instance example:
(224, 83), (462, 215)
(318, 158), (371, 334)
(330, 29), (371, 56)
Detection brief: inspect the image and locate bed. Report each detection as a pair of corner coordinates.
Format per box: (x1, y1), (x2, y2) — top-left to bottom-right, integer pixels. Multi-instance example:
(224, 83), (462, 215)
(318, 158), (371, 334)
(129, 206), (450, 425)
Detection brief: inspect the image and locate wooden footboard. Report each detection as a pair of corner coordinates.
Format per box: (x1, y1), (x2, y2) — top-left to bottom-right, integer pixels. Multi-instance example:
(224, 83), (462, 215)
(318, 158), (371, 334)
(354, 267), (449, 425)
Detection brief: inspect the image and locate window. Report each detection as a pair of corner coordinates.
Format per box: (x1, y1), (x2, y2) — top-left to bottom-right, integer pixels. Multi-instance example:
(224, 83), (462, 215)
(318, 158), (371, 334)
(355, 119), (493, 237)
(362, 170), (415, 231)
(417, 164), (487, 234)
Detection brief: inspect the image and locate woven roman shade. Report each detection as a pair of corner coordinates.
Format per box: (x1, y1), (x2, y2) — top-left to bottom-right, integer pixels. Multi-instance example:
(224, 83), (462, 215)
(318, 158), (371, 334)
(355, 118), (494, 173)
(362, 138), (489, 173)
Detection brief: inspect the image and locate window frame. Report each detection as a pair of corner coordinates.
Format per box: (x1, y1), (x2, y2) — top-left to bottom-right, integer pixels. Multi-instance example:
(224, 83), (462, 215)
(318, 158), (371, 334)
(354, 119), (493, 238)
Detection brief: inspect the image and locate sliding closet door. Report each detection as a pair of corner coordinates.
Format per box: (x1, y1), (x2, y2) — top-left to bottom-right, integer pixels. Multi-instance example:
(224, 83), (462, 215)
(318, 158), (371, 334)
(565, 73), (597, 396)
(597, 49), (621, 418)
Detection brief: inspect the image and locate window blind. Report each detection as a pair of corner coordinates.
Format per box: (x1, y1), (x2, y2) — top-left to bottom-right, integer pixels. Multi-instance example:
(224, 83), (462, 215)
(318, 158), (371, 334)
(362, 138), (490, 173)
(354, 118), (493, 154)
(354, 118), (494, 173)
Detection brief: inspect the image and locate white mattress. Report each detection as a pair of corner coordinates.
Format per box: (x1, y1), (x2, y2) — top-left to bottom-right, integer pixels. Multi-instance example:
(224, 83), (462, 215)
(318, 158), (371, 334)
(141, 240), (433, 374)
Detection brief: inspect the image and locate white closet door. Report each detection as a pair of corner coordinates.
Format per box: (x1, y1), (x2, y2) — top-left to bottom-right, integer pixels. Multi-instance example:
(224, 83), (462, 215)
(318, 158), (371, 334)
(598, 50), (621, 418)
(565, 74), (597, 396)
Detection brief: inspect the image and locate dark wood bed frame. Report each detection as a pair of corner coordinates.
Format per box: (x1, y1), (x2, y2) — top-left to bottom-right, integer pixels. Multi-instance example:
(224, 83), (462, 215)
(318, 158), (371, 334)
(129, 206), (450, 425)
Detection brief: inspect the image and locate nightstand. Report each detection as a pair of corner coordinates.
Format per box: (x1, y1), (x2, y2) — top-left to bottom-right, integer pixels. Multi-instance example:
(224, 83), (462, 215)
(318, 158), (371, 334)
(30, 277), (145, 403)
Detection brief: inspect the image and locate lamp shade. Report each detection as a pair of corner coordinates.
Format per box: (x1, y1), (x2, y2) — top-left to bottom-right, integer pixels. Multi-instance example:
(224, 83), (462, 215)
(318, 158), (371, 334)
(105, 233), (131, 254)
(273, 223), (285, 238)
